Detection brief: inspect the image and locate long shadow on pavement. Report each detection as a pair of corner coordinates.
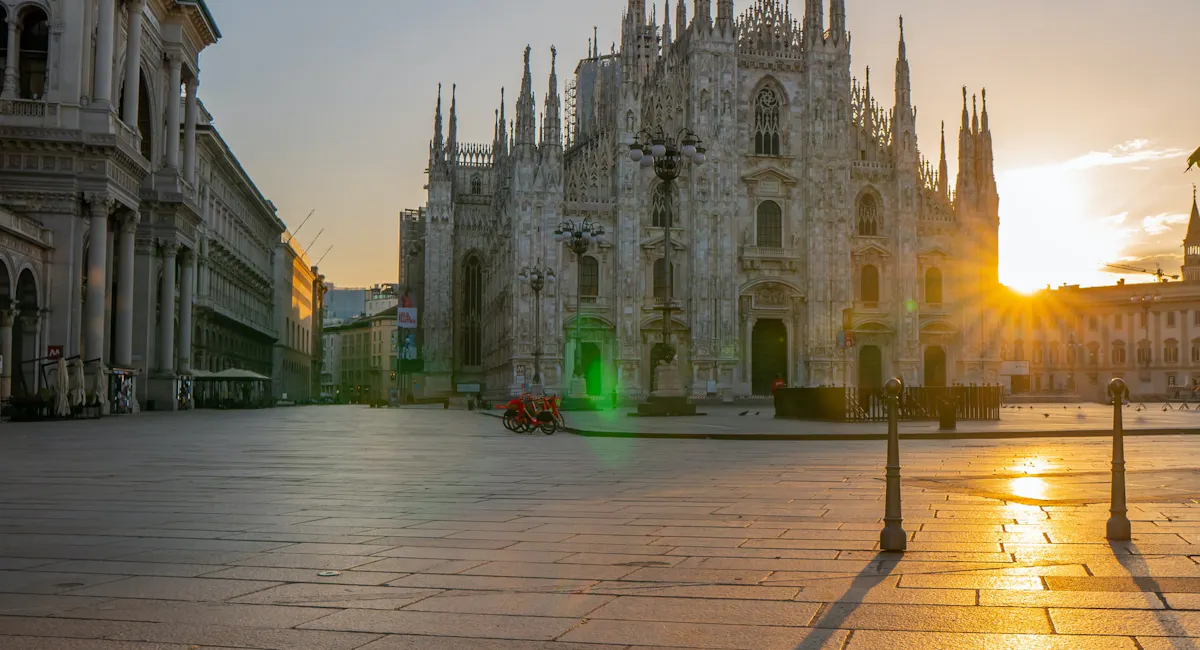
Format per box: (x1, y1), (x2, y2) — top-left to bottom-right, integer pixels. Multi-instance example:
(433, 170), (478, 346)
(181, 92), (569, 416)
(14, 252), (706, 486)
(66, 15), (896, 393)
(1112, 540), (1199, 649)
(790, 550), (899, 649)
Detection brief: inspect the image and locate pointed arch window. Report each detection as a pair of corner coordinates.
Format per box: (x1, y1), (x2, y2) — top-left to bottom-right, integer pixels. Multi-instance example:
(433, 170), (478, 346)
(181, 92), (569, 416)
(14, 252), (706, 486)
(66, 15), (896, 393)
(860, 264), (880, 304)
(579, 255), (599, 298)
(652, 183), (673, 228)
(462, 256), (483, 367)
(857, 194), (879, 236)
(470, 174), (482, 194)
(925, 267), (943, 304)
(756, 201), (783, 248)
(753, 87), (782, 156)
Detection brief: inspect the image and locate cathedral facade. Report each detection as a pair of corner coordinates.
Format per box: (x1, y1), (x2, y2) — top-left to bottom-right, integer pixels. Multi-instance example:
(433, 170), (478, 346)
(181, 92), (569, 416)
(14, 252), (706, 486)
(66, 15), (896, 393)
(416, 0), (1002, 400)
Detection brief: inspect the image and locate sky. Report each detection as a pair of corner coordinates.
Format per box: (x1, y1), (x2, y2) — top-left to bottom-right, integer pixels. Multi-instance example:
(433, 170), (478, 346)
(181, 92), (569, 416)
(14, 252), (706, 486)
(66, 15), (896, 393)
(199, 0), (1200, 292)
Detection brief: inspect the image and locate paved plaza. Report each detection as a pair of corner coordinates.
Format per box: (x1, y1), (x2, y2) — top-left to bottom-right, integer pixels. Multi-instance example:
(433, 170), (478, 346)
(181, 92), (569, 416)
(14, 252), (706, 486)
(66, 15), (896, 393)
(3, 407), (1200, 648)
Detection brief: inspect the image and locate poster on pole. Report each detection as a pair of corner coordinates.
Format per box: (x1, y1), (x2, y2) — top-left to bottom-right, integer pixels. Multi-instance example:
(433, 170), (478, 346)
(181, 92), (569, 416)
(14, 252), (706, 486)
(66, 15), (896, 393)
(397, 308), (418, 329)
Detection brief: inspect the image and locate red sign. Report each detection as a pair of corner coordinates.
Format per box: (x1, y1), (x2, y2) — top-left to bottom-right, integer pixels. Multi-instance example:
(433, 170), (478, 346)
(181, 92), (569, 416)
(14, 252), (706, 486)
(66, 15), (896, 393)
(843, 332), (855, 348)
(46, 345), (63, 359)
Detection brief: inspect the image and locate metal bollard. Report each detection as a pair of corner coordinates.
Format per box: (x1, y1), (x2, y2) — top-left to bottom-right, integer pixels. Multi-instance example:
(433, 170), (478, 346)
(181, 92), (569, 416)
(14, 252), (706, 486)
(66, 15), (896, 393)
(1106, 378), (1132, 541)
(880, 377), (907, 552)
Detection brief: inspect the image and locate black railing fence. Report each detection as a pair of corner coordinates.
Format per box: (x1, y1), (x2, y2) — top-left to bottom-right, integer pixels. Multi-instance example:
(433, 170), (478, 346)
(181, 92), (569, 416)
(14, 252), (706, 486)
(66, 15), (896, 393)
(775, 385), (1002, 422)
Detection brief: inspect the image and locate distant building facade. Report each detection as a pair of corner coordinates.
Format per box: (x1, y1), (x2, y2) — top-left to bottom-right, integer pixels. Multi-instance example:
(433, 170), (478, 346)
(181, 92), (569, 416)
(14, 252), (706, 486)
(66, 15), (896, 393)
(324, 284), (367, 322)
(1003, 191), (1200, 401)
(272, 235), (320, 402)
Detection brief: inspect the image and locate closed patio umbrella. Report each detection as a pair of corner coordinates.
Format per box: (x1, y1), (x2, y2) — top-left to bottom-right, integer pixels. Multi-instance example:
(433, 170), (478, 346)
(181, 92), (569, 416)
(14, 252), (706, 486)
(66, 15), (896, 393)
(95, 365), (109, 415)
(71, 358), (86, 408)
(53, 357), (70, 418)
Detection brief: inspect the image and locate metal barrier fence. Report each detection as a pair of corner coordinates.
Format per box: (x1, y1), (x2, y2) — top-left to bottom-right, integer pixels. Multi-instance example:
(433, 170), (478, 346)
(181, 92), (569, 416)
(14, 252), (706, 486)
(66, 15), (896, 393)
(775, 385), (1003, 422)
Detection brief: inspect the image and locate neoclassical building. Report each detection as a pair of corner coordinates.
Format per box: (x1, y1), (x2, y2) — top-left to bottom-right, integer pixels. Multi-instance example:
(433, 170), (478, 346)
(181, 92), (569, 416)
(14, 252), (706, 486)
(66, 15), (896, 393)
(414, 0), (1003, 400)
(0, 0), (319, 409)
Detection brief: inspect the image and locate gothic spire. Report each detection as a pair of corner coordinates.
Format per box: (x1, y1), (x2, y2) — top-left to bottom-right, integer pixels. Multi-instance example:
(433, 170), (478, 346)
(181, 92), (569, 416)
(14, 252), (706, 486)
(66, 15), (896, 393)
(981, 87), (990, 132)
(495, 88), (508, 156)
(863, 67), (873, 133)
(663, 0), (672, 49)
(676, 0), (687, 41)
(957, 87), (975, 199)
(1188, 185), (1200, 244)
(971, 93), (979, 135)
(938, 121), (949, 198)
(447, 83), (458, 156)
(516, 46), (536, 146)
(694, 0), (711, 28)
(894, 17), (911, 111)
(541, 46), (561, 147)
(805, 0), (824, 44)
(716, 0), (733, 27)
(432, 84), (443, 154)
(594, 26), (600, 58)
(830, 0), (846, 40)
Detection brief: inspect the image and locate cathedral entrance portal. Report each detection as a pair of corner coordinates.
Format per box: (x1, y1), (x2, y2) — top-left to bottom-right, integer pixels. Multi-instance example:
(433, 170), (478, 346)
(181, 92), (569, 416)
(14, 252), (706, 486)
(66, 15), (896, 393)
(751, 319), (788, 395)
(924, 346), (947, 387)
(858, 345), (883, 394)
(582, 342), (603, 397)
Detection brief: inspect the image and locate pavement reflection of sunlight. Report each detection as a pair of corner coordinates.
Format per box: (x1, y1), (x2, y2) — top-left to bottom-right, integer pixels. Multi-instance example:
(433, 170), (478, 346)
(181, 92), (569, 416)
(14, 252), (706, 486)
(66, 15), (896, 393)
(1008, 476), (1051, 501)
(1005, 456), (1059, 475)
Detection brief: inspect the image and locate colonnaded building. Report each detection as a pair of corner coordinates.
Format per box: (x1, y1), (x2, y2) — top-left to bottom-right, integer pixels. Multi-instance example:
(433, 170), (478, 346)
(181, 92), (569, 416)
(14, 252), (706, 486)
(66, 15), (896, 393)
(413, 0), (1002, 399)
(0, 0), (321, 408)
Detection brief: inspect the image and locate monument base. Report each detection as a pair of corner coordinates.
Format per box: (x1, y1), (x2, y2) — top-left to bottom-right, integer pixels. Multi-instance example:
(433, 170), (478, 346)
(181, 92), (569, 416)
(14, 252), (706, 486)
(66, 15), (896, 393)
(146, 375), (180, 412)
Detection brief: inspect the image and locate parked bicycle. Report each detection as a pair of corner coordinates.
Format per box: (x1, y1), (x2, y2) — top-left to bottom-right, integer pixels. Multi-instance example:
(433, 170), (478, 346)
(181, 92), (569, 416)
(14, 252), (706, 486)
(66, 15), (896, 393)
(502, 392), (560, 435)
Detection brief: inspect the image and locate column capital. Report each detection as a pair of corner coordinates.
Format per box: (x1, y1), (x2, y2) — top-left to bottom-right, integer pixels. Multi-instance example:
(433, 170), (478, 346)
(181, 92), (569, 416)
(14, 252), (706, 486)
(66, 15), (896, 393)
(159, 240), (179, 257)
(7, 15), (22, 31)
(179, 248), (195, 264)
(165, 51), (184, 67)
(119, 210), (141, 234)
(185, 75), (199, 93)
(85, 193), (115, 218)
(0, 308), (17, 328)
(127, 0), (146, 9)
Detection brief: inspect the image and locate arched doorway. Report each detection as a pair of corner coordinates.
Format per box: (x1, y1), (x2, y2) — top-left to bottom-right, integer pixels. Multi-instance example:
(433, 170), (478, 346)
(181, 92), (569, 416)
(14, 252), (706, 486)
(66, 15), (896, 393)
(924, 346), (947, 387)
(581, 342), (602, 397)
(751, 319), (787, 395)
(858, 345), (883, 393)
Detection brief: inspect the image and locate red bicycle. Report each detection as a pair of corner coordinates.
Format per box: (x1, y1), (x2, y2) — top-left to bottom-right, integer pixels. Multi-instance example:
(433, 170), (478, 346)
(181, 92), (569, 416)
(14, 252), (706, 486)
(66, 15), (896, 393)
(503, 393), (556, 435)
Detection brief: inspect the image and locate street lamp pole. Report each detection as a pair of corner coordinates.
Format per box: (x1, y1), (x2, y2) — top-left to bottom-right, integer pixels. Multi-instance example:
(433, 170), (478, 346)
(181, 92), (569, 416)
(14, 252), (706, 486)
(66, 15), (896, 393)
(627, 126), (706, 396)
(554, 219), (605, 398)
(519, 262), (555, 389)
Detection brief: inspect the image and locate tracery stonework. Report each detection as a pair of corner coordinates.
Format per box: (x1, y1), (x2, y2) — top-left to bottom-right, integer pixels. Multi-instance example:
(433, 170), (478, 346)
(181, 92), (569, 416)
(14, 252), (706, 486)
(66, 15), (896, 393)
(415, 0), (1002, 399)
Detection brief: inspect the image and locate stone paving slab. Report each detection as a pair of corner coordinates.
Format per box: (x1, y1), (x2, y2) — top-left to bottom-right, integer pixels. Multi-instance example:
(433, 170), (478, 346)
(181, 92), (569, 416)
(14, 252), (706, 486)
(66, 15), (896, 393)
(3, 406), (1200, 647)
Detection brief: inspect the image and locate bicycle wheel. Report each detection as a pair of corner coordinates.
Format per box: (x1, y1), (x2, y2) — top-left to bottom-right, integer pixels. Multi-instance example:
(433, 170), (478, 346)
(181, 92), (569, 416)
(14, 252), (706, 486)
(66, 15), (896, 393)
(540, 421), (557, 435)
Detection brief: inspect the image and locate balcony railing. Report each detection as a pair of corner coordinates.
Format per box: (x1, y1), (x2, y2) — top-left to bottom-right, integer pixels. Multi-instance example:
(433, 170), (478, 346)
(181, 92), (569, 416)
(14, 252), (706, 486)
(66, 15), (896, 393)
(0, 99), (46, 118)
(742, 246), (802, 261)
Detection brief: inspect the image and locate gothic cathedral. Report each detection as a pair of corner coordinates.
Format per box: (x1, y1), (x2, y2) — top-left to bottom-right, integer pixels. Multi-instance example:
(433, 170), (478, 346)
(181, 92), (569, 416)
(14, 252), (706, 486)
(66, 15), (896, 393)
(417, 0), (1001, 400)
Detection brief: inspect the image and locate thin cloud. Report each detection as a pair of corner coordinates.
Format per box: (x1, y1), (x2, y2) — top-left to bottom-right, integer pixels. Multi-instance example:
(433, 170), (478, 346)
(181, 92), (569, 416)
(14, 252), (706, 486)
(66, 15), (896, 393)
(1064, 139), (1187, 171)
(1142, 212), (1189, 236)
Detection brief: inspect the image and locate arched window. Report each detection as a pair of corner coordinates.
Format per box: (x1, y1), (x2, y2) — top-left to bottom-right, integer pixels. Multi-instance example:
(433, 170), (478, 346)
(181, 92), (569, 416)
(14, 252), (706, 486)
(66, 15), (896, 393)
(462, 256), (483, 366)
(19, 8), (49, 100)
(756, 201), (782, 248)
(856, 194), (879, 236)
(653, 258), (674, 299)
(579, 255), (599, 297)
(137, 70), (153, 159)
(652, 183), (673, 228)
(860, 265), (879, 304)
(1112, 341), (1127, 365)
(925, 267), (943, 304)
(470, 174), (482, 194)
(753, 88), (782, 155)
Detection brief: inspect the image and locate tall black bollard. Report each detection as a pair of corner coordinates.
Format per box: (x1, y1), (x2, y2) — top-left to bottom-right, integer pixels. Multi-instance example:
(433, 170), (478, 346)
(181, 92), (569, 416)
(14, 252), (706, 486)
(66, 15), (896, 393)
(1106, 378), (1132, 541)
(880, 377), (907, 552)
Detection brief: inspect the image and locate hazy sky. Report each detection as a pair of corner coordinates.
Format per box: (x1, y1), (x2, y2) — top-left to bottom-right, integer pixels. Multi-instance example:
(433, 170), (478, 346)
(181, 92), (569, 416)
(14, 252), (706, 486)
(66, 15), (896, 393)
(200, 0), (1200, 291)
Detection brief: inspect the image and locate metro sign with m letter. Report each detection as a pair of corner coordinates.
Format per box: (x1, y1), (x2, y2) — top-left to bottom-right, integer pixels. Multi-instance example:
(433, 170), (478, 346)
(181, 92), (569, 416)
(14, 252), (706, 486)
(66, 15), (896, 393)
(397, 308), (418, 329)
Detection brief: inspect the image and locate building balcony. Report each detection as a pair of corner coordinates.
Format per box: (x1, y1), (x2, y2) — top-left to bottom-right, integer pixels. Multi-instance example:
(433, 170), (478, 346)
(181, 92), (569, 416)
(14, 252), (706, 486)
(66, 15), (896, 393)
(741, 245), (803, 271)
(0, 98), (50, 120)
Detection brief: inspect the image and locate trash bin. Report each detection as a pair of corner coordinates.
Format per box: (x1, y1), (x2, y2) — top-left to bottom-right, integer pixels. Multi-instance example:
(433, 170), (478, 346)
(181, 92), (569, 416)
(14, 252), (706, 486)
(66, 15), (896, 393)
(939, 398), (957, 431)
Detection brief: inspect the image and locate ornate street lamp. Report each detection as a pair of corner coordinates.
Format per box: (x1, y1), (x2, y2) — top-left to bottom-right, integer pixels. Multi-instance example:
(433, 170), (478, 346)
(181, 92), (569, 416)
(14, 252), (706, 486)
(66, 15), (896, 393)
(627, 126), (705, 396)
(518, 262), (555, 387)
(554, 219), (605, 397)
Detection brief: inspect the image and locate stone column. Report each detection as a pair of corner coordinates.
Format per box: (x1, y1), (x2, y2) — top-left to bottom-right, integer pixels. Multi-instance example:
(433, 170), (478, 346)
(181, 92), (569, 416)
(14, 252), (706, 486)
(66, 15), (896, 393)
(93, 0), (117, 106)
(744, 316), (757, 385)
(120, 0), (145, 126)
(1, 16), (20, 99)
(178, 250), (194, 373)
(114, 213), (138, 367)
(164, 54), (182, 169)
(104, 227), (115, 364)
(183, 76), (199, 182)
(0, 308), (16, 400)
(158, 242), (177, 373)
(86, 196), (111, 363)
